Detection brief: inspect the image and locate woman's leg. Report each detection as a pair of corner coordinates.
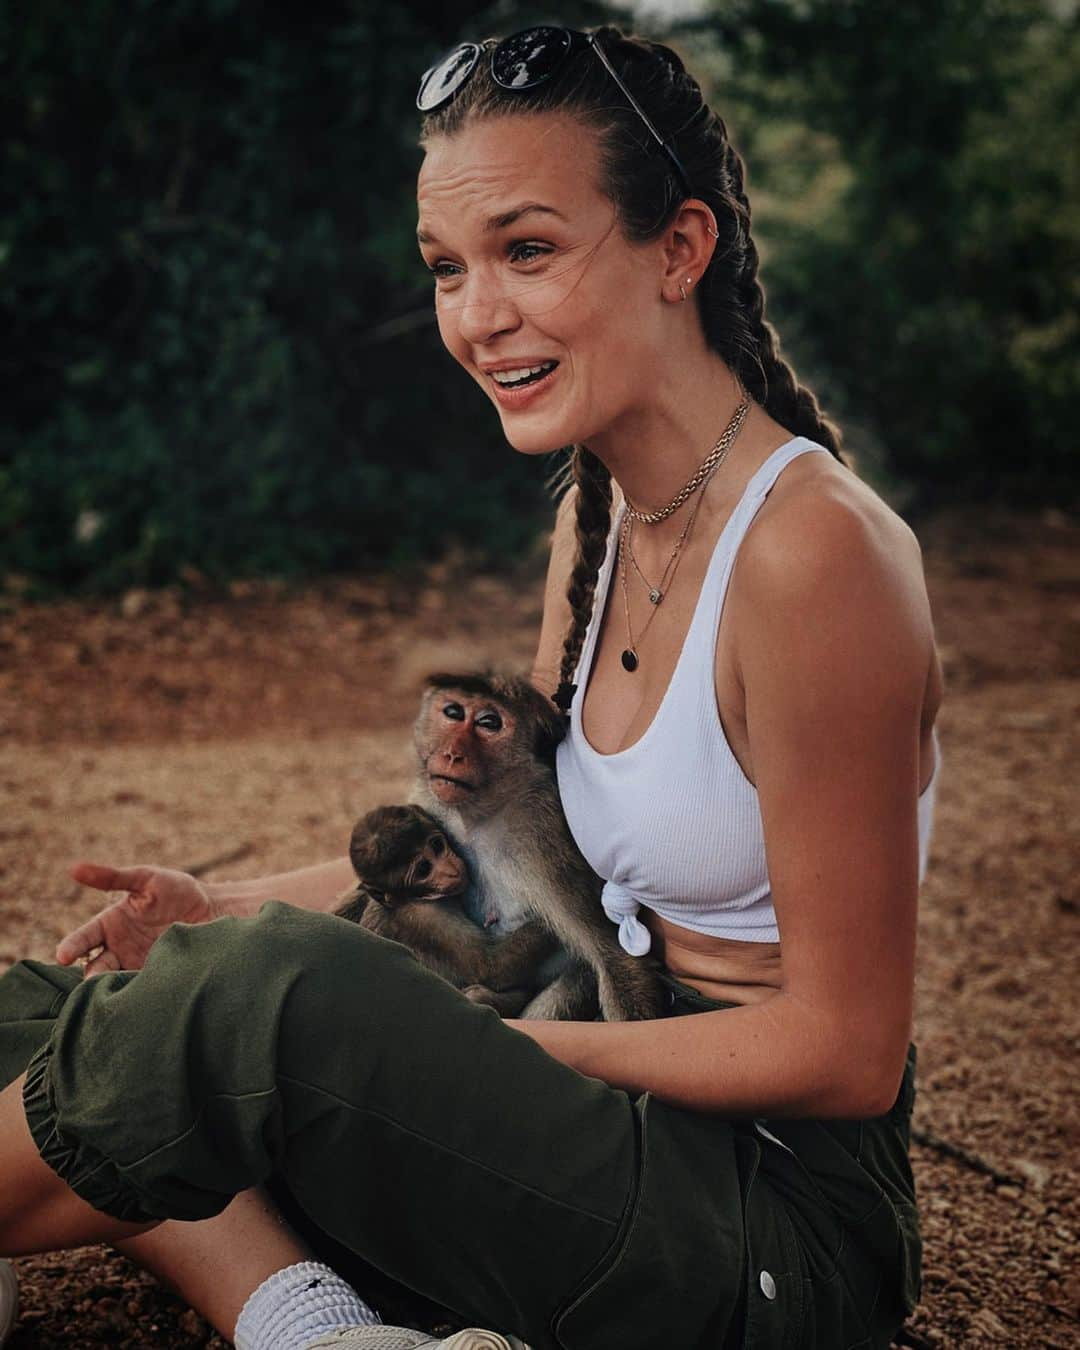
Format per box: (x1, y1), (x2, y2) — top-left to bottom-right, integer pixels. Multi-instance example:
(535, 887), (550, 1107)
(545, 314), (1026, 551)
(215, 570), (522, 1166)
(0, 1071), (156, 1250)
(2, 905), (701, 1350)
(0, 957), (328, 1340)
(114, 1187), (318, 1343)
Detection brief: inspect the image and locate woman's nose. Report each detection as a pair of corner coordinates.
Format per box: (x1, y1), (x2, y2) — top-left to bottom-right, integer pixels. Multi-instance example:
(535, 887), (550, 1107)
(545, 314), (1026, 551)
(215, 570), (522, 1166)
(450, 279), (523, 345)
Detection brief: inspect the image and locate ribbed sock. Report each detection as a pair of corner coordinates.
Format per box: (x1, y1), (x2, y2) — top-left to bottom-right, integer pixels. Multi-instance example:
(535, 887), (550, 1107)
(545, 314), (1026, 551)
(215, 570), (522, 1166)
(233, 1260), (382, 1350)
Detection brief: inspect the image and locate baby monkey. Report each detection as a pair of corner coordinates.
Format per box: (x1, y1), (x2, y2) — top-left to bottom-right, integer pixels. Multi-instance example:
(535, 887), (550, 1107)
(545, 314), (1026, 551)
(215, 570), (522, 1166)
(336, 803), (557, 1016)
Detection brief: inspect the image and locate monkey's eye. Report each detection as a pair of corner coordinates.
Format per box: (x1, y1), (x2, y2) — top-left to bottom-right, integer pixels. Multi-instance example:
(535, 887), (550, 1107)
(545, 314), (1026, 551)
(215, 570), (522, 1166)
(476, 710), (503, 732)
(414, 859), (432, 881)
(442, 701), (465, 721)
(429, 835), (446, 857)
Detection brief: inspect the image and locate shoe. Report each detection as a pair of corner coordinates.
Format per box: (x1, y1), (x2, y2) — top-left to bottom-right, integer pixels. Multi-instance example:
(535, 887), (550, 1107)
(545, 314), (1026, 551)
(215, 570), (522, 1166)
(304, 1328), (529, 1349)
(0, 1260), (17, 1348)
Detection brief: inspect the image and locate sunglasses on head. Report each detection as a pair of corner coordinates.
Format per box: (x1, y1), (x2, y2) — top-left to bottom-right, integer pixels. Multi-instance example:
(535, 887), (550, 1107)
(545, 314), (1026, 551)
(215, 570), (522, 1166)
(416, 25), (693, 200)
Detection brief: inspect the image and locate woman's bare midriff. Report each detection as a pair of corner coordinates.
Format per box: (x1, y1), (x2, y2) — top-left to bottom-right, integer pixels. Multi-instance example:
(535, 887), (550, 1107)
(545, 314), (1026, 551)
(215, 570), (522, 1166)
(640, 907), (783, 1005)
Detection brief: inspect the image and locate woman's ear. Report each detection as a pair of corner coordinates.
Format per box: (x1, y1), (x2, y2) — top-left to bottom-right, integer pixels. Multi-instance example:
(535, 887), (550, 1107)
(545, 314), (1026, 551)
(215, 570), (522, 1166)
(658, 197), (719, 303)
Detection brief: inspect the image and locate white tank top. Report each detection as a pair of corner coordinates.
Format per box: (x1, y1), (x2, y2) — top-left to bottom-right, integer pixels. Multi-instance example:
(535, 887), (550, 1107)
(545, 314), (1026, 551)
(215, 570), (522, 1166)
(556, 436), (942, 955)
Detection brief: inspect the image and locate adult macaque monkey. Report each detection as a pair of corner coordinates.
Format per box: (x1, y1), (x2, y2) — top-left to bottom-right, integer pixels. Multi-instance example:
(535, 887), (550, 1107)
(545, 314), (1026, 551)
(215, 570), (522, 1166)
(335, 804), (553, 1016)
(405, 670), (665, 1021)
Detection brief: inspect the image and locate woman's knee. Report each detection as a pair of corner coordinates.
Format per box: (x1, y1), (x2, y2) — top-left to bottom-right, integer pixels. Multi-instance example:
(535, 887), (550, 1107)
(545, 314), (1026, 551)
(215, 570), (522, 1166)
(0, 959), (85, 1091)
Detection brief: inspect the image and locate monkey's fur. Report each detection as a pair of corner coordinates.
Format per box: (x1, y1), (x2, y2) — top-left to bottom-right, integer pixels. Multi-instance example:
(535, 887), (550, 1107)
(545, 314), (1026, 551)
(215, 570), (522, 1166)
(336, 803), (556, 1016)
(386, 669), (664, 1021)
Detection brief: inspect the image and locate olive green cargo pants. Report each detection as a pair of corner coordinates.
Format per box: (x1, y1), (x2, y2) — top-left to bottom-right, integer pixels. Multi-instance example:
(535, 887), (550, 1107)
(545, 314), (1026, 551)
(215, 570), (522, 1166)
(1, 901), (920, 1349)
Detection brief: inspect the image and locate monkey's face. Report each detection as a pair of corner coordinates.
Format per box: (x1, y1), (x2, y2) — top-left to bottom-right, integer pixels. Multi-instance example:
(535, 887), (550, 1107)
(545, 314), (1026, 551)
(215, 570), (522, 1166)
(345, 804), (469, 913)
(416, 687), (519, 808)
(396, 831), (468, 903)
(349, 831), (468, 910)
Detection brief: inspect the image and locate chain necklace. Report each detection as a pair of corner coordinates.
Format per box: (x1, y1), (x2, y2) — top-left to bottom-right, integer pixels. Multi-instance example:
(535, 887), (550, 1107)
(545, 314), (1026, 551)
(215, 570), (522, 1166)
(617, 480), (711, 671)
(616, 395), (751, 673)
(623, 395), (749, 525)
(623, 472), (706, 607)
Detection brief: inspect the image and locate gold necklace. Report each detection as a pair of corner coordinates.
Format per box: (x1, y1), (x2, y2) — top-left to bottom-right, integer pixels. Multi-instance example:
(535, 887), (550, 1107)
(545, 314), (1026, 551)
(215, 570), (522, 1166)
(616, 397), (750, 673)
(617, 461), (712, 672)
(623, 396), (749, 525)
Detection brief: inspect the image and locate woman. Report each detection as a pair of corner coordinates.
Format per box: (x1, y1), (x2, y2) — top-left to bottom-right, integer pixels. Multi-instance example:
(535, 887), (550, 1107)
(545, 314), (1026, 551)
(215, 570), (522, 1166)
(0, 23), (942, 1350)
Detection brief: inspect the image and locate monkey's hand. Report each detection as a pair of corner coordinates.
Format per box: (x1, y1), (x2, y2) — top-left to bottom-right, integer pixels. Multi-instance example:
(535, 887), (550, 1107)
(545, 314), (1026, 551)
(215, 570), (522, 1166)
(462, 984), (536, 1018)
(57, 861), (217, 976)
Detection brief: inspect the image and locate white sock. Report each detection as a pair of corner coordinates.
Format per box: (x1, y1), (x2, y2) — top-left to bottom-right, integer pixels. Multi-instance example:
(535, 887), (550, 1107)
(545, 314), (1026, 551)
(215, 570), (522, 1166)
(233, 1260), (383, 1350)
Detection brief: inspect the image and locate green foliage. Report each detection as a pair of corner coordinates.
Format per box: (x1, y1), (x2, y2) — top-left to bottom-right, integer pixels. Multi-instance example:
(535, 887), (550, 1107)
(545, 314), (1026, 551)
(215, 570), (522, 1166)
(677, 0), (1079, 509)
(3, 0), (1075, 593)
(2, 0), (589, 592)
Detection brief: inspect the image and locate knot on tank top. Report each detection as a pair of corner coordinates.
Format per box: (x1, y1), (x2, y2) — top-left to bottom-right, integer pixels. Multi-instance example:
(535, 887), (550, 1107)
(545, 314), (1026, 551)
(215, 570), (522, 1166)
(600, 880), (653, 956)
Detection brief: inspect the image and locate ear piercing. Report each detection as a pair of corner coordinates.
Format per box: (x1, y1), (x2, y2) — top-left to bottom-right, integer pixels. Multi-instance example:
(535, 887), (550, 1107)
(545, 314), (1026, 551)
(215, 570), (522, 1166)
(678, 276), (693, 301)
(706, 224), (719, 238)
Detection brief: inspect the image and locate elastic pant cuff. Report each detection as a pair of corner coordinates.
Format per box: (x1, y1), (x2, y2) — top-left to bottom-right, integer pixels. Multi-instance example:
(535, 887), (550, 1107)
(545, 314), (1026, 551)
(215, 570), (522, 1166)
(21, 1039), (155, 1224)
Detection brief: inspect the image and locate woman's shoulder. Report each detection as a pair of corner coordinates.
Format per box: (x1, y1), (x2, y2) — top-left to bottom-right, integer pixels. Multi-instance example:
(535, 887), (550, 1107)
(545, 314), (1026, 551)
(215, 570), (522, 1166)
(729, 447), (936, 704)
(741, 446), (926, 602)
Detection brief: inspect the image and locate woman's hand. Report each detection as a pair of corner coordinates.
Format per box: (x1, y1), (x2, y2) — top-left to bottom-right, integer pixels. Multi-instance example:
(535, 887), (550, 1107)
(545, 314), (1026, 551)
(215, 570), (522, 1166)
(56, 861), (219, 975)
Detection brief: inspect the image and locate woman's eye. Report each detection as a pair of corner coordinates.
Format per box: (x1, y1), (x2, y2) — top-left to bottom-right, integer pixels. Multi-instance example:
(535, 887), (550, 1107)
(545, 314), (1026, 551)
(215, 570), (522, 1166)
(508, 241), (550, 265)
(425, 241), (551, 281)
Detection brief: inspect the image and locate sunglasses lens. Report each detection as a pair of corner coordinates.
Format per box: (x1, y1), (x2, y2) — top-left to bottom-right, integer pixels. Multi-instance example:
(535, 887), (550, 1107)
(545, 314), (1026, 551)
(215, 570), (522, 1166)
(491, 26), (572, 90)
(417, 42), (481, 112)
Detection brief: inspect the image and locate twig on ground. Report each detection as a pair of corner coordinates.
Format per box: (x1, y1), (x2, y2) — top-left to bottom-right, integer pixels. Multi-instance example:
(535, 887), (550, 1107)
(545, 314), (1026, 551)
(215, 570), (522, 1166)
(185, 843), (254, 877)
(911, 1125), (1025, 1188)
(63, 843), (255, 905)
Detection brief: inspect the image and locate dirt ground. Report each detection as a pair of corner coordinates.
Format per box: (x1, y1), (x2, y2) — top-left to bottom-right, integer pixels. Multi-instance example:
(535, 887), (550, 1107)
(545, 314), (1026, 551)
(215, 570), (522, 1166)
(0, 504), (1076, 1349)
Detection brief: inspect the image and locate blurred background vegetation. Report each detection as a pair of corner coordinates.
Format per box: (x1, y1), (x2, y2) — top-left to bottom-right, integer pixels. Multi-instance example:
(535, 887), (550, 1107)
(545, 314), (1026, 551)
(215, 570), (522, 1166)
(2, 0), (1077, 594)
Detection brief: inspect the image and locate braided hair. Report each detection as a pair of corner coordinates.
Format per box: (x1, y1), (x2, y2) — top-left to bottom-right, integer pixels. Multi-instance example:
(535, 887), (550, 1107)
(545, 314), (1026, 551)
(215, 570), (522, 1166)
(418, 24), (846, 717)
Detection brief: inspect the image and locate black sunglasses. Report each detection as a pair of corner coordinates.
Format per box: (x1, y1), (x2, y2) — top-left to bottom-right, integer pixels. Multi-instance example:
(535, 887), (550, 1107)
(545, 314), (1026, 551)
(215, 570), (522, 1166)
(416, 25), (693, 200)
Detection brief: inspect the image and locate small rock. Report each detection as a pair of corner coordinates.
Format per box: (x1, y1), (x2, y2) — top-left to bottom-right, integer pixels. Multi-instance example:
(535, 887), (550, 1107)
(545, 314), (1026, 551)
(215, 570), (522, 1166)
(1015, 1158), (1052, 1189)
(179, 1307), (209, 1338)
(121, 587), (149, 619)
(969, 1307), (1009, 1338)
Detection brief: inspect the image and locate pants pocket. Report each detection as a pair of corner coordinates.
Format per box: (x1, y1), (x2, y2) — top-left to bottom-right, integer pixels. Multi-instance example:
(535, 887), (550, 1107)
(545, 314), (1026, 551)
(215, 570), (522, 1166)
(741, 1165), (805, 1350)
(551, 1092), (747, 1350)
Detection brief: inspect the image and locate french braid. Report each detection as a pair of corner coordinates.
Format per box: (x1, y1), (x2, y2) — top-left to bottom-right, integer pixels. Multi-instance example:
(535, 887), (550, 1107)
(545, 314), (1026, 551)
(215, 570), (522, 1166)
(552, 447), (613, 713)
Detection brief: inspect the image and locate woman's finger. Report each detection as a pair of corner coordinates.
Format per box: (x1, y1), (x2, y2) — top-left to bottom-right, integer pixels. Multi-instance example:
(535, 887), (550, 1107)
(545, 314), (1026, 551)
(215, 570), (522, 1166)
(69, 860), (149, 893)
(55, 914), (108, 965)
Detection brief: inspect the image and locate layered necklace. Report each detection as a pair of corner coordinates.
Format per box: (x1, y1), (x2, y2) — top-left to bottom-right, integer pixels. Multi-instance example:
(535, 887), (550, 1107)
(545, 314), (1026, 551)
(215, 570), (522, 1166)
(617, 395), (749, 673)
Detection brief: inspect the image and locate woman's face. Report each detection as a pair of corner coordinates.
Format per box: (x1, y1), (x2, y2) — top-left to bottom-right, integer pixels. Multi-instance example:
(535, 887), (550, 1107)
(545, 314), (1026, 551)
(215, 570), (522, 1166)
(416, 112), (664, 456)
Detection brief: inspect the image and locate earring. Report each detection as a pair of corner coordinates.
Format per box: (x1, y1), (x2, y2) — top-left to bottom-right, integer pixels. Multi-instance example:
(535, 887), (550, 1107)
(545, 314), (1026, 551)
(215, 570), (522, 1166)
(706, 224), (719, 238)
(678, 276), (693, 302)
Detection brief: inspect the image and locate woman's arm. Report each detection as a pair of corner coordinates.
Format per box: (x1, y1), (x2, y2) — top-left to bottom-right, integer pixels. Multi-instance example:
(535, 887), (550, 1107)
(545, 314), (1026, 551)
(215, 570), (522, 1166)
(512, 489), (934, 1120)
(206, 856), (357, 918)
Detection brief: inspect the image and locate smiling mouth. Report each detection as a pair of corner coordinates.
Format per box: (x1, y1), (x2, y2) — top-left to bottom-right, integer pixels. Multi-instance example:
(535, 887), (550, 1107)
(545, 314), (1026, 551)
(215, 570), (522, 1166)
(487, 360), (560, 391)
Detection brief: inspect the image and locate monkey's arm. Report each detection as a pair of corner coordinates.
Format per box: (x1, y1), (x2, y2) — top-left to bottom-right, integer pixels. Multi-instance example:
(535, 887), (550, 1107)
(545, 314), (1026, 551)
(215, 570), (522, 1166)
(365, 902), (559, 992)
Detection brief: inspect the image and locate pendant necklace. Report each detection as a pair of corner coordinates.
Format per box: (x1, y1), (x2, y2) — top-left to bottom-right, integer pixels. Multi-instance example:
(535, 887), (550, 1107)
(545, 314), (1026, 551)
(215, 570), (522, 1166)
(617, 479), (709, 671)
(617, 395), (749, 673)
